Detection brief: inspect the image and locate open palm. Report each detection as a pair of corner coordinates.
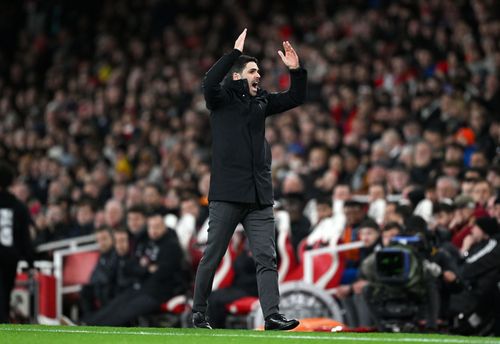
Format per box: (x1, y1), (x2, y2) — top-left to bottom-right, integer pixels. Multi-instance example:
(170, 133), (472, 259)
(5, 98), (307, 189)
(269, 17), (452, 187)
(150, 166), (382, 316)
(278, 41), (299, 69)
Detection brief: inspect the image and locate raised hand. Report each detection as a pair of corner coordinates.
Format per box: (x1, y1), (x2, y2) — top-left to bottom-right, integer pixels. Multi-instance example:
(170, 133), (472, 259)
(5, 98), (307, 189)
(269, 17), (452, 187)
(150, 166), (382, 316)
(278, 41), (299, 69)
(234, 28), (247, 53)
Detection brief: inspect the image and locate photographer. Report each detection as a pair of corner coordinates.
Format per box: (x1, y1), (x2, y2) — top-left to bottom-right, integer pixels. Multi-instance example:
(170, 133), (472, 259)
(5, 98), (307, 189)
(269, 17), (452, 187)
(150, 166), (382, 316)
(335, 219), (382, 327)
(404, 216), (460, 330)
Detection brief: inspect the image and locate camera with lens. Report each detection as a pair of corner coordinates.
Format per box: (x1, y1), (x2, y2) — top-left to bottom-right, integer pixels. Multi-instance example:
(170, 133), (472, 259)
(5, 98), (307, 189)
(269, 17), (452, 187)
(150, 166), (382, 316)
(365, 235), (431, 332)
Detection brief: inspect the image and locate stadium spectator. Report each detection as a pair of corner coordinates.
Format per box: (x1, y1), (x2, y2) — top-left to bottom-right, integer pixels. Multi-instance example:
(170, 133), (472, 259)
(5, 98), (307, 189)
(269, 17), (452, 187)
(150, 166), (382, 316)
(340, 200), (368, 269)
(68, 198), (96, 238)
(281, 193), (310, 257)
(79, 226), (117, 317)
(303, 196), (339, 249)
(103, 199), (125, 229)
(126, 205), (148, 257)
(334, 219), (381, 327)
(112, 228), (141, 295)
(82, 212), (188, 326)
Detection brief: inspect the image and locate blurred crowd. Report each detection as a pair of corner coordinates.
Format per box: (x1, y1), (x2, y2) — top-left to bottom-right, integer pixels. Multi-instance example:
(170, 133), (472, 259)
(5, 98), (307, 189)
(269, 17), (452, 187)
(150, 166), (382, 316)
(0, 0), (499, 333)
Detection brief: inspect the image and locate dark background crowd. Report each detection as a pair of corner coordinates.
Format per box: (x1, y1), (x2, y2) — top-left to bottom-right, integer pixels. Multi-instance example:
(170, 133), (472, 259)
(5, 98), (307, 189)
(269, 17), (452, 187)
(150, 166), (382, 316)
(0, 0), (499, 334)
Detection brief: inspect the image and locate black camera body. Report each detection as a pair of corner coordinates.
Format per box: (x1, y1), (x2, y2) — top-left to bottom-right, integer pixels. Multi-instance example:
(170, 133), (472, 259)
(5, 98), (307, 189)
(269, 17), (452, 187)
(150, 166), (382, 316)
(366, 235), (429, 332)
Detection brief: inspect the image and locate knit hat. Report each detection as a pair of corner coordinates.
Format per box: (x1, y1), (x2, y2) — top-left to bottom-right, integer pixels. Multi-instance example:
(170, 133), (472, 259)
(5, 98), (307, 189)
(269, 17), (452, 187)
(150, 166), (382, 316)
(476, 217), (499, 237)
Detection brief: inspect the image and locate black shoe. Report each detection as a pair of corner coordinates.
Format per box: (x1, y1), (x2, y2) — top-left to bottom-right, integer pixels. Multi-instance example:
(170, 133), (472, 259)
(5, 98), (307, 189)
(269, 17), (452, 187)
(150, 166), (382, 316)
(192, 312), (212, 329)
(264, 313), (299, 331)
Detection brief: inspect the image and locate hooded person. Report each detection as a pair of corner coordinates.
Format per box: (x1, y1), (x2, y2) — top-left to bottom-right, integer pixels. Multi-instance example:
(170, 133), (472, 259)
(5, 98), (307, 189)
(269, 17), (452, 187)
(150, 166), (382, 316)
(449, 217), (500, 335)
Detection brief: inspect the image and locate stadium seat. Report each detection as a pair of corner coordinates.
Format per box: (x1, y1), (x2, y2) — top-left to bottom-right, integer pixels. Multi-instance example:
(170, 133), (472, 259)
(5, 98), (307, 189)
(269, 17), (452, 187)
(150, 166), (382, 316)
(160, 295), (189, 315)
(61, 250), (100, 308)
(285, 241), (345, 293)
(275, 211), (299, 282)
(225, 296), (259, 315)
(62, 251), (100, 287)
(224, 296), (260, 329)
(212, 232), (246, 290)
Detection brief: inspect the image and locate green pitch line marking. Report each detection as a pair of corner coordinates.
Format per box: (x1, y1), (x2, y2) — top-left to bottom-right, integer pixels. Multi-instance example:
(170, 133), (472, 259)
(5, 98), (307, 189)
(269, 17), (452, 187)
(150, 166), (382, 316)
(0, 327), (499, 344)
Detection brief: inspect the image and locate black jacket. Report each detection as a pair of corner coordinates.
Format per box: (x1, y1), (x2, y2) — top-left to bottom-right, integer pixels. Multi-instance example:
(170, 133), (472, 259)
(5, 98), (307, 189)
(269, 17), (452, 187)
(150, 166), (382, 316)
(88, 249), (118, 303)
(114, 254), (142, 294)
(449, 235), (500, 316)
(0, 190), (34, 267)
(141, 229), (188, 302)
(203, 49), (307, 205)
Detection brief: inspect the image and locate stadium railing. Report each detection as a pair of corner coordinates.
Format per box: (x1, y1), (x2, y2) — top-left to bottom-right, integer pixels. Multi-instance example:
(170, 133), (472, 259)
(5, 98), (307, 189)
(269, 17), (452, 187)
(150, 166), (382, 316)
(36, 234), (97, 253)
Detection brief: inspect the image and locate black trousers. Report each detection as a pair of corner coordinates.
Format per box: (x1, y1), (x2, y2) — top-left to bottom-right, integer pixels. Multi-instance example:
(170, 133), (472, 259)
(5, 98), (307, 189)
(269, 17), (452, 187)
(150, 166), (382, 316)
(0, 261), (17, 323)
(82, 288), (160, 326)
(193, 201), (279, 319)
(80, 284), (99, 317)
(80, 283), (113, 317)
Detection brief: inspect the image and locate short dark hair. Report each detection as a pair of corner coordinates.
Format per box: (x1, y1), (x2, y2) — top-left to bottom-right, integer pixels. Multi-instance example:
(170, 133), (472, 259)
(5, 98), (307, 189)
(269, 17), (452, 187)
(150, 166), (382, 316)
(127, 205), (147, 215)
(78, 197), (97, 212)
(359, 218), (380, 232)
(95, 226), (113, 234)
(0, 160), (15, 189)
(144, 182), (164, 195)
(146, 209), (165, 219)
(383, 222), (403, 232)
(344, 200), (363, 208)
(113, 227), (129, 236)
(404, 215), (427, 235)
(227, 55), (258, 79)
(316, 195), (332, 207)
(395, 204), (412, 218)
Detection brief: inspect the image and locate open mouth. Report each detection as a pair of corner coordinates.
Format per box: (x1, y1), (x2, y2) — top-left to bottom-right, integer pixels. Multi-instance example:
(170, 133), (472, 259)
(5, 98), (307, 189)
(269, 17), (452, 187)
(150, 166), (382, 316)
(251, 81), (259, 91)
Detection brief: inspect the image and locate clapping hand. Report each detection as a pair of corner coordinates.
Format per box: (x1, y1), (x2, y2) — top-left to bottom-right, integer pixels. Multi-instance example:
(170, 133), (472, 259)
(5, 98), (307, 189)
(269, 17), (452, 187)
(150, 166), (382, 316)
(278, 41), (300, 69)
(234, 28), (247, 52)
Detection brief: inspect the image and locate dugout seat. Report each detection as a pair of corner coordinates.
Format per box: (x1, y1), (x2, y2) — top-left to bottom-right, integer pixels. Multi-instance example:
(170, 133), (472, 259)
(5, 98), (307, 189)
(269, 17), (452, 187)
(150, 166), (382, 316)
(275, 211), (299, 283)
(285, 240), (345, 293)
(224, 296), (260, 329)
(63, 250), (100, 287)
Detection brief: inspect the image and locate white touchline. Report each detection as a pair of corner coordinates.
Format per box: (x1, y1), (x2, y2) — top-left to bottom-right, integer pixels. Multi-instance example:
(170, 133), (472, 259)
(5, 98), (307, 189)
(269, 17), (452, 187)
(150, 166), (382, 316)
(0, 327), (499, 344)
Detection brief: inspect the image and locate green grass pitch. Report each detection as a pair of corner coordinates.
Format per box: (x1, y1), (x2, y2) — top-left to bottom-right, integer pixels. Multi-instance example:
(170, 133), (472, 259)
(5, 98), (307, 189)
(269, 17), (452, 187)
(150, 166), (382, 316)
(1, 325), (499, 344)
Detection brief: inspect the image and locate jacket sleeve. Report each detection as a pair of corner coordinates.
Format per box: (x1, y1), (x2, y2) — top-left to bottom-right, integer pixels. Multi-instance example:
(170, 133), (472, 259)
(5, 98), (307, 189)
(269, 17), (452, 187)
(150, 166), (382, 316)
(202, 49), (241, 110)
(265, 67), (307, 117)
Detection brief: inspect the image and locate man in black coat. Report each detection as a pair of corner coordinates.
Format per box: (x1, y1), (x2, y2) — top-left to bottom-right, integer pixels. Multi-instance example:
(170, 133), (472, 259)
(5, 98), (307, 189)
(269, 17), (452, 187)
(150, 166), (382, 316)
(0, 161), (34, 323)
(192, 29), (307, 331)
